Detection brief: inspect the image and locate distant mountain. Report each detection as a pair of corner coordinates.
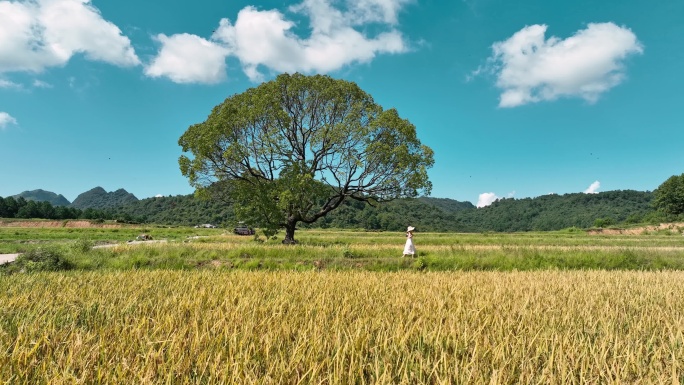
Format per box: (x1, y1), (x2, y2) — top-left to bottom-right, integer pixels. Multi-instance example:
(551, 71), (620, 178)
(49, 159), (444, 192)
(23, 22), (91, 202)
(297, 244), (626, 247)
(453, 190), (655, 232)
(419, 197), (476, 212)
(12, 189), (71, 206)
(70, 187), (139, 210)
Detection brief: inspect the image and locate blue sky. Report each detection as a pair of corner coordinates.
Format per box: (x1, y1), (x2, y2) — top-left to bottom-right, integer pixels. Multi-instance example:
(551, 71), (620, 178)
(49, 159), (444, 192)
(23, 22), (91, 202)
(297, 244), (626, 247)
(1, 0), (682, 207)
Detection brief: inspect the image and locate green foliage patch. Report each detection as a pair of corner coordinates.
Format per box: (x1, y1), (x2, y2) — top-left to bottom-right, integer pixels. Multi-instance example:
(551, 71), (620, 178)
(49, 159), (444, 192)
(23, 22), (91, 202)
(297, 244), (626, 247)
(2, 247), (73, 274)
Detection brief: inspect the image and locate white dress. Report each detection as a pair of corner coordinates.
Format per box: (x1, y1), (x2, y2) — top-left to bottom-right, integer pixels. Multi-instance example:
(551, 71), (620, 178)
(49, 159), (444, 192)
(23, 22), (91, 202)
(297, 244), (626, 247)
(403, 232), (416, 255)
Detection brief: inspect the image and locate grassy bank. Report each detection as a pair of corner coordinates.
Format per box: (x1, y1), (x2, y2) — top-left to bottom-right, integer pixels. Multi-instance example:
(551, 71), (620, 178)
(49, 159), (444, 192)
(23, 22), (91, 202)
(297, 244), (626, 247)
(58, 242), (684, 271)
(2, 228), (684, 272)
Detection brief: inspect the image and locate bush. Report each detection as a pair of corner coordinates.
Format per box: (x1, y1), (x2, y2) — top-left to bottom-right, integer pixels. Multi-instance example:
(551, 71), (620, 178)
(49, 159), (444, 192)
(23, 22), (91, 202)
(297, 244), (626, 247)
(12, 248), (73, 273)
(593, 218), (615, 228)
(412, 257), (427, 271)
(342, 246), (355, 259)
(559, 226), (583, 233)
(71, 238), (94, 254)
(624, 214), (642, 224)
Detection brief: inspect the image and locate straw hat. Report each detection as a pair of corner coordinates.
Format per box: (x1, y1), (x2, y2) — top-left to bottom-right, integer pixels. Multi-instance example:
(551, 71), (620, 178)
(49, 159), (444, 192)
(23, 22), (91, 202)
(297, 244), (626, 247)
(407, 226), (415, 232)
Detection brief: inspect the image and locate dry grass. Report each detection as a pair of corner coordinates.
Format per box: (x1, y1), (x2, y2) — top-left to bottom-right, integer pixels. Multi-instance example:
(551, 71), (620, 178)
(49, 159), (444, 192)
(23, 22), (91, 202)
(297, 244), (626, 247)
(2, 270), (683, 384)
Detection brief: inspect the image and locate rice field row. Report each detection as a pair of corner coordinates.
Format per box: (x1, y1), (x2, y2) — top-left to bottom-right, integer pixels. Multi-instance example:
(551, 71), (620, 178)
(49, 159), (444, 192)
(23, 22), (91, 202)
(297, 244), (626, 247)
(2, 226), (684, 255)
(1, 270), (683, 384)
(180, 239), (684, 253)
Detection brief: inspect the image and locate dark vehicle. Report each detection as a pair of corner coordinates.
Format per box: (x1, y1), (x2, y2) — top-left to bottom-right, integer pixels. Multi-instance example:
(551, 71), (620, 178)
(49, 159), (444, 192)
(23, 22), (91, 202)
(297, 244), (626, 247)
(233, 222), (255, 235)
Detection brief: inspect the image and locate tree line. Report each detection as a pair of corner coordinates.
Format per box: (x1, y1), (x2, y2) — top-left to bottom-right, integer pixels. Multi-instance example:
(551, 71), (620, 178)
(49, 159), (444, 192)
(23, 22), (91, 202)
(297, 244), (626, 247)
(0, 196), (110, 220)
(3, 189), (678, 232)
(310, 190), (664, 232)
(4, 173), (683, 231)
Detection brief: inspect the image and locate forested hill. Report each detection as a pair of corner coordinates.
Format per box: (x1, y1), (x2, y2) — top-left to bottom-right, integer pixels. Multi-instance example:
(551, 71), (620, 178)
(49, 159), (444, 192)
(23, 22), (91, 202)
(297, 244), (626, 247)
(453, 190), (654, 232)
(418, 197), (475, 212)
(106, 190), (655, 232)
(108, 194), (235, 227)
(70, 187), (139, 210)
(13, 189), (70, 207)
(2, 187), (657, 231)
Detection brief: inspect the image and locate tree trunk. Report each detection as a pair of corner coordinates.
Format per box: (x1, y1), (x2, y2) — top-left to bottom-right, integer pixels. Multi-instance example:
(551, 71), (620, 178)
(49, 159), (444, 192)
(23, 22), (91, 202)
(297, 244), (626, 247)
(282, 220), (298, 244)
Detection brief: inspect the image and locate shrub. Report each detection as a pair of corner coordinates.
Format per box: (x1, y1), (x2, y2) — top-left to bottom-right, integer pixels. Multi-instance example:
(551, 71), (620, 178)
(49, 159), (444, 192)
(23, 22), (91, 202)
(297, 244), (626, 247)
(412, 257), (427, 271)
(12, 248), (73, 273)
(560, 226), (583, 233)
(342, 246), (355, 259)
(71, 238), (94, 254)
(593, 218), (615, 228)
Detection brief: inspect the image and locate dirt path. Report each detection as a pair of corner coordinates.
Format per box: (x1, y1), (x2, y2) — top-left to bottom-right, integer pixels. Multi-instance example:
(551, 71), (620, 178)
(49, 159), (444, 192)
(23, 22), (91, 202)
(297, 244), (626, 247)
(0, 254), (20, 264)
(0, 240), (168, 265)
(93, 240), (168, 248)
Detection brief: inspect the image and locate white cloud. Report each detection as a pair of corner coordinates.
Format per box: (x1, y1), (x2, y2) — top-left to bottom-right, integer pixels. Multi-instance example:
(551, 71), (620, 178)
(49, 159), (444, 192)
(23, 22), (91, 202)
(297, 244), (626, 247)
(0, 112), (18, 130)
(1, 77), (51, 89)
(155, 194), (163, 198)
(340, 0), (412, 25)
(483, 23), (643, 107)
(584, 180), (601, 194)
(148, 0), (410, 83)
(0, 0), (140, 74)
(1, 0), (410, 84)
(0, 79), (21, 89)
(32, 79), (52, 88)
(145, 34), (230, 84)
(477, 192), (500, 208)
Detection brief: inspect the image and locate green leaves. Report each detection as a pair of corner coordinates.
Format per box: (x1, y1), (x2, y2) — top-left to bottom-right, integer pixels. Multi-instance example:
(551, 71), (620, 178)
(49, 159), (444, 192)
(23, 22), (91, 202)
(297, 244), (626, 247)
(653, 173), (684, 217)
(178, 73), (434, 241)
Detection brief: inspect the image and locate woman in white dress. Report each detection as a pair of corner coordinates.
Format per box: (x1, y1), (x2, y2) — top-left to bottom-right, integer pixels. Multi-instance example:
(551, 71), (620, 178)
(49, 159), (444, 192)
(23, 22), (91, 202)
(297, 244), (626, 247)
(403, 226), (416, 257)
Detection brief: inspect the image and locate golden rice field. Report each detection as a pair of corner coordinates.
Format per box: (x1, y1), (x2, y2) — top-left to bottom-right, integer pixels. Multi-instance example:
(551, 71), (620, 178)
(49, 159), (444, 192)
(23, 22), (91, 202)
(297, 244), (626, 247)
(2, 270), (684, 384)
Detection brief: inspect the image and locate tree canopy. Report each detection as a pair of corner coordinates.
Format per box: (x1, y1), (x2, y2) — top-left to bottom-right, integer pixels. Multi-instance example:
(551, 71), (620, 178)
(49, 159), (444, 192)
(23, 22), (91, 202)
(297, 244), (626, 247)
(179, 73), (434, 242)
(653, 173), (684, 217)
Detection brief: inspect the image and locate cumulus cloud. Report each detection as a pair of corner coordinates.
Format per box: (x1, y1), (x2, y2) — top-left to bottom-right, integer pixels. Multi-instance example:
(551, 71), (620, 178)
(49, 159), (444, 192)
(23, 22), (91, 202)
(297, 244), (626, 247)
(0, 0), (140, 74)
(148, 0), (410, 83)
(145, 34), (230, 84)
(0, 112), (18, 130)
(482, 23), (643, 107)
(584, 180), (601, 194)
(1, 0), (411, 84)
(477, 192), (500, 208)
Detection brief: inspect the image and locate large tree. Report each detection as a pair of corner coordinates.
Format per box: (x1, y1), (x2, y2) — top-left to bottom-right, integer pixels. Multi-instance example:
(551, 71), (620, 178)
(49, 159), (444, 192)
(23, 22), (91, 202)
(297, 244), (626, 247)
(653, 173), (684, 217)
(179, 73), (434, 243)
